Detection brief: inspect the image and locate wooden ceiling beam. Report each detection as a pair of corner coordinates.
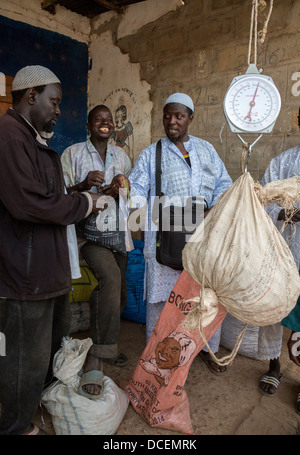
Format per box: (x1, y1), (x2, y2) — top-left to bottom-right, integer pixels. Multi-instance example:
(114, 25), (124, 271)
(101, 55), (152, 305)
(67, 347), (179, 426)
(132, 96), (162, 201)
(93, 0), (124, 14)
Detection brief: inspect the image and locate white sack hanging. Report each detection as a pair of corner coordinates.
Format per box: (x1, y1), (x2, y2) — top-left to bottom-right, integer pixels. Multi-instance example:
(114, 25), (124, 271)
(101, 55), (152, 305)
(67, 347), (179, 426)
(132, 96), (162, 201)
(182, 172), (300, 329)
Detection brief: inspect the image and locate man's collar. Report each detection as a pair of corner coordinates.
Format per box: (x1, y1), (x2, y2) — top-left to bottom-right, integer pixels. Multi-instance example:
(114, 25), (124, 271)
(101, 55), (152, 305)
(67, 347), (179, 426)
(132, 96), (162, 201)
(86, 137), (97, 154)
(9, 108), (48, 146)
(86, 137), (108, 154)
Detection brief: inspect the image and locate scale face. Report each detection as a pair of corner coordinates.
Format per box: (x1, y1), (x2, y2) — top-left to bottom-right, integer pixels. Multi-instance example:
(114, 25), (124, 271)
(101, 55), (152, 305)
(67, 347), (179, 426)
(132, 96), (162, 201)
(223, 70), (281, 134)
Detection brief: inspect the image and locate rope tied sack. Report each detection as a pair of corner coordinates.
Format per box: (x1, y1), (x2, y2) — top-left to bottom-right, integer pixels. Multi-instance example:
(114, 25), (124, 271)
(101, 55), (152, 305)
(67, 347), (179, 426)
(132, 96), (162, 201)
(182, 284), (248, 367)
(181, 173), (300, 367)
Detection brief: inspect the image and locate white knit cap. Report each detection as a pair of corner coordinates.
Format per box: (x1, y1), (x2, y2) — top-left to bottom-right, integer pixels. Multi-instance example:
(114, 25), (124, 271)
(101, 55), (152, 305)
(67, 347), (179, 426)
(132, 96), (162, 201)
(12, 65), (61, 91)
(164, 92), (194, 113)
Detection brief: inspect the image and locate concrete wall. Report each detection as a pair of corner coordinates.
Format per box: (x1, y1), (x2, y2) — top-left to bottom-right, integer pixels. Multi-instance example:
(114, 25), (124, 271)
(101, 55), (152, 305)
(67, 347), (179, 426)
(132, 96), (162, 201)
(1, 0), (299, 180)
(90, 0), (300, 181)
(0, 0), (90, 43)
(88, 0), (184, 165)
(88, 29), (152, 167)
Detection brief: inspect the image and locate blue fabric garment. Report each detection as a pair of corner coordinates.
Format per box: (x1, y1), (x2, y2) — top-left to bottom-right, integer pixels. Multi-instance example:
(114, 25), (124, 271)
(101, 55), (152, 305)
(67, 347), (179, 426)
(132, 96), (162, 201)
(122, 239), (146, 324)
(129, 135), (232, 260)
(261, 145), (300, 270)
(128, 135), (232, 304)
(281, 295), (300, 332)
(261, 145), (300, 332)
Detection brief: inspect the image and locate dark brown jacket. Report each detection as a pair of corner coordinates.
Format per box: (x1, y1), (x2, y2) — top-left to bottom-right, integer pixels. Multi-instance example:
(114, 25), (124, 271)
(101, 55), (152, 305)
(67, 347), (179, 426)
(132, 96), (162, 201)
(0, 109), (89, 300)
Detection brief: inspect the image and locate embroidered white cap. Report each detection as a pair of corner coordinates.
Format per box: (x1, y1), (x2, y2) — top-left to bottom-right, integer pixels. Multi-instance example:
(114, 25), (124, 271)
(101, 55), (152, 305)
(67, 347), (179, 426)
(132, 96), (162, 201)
(164, 92), (194, 113)
(12, 65), (61, 91)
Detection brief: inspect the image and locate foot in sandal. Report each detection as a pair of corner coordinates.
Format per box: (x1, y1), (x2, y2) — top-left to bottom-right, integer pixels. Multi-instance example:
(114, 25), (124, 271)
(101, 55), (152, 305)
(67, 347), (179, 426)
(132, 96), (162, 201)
(198, 351), (227, 375)
(78, 351), (103, 398)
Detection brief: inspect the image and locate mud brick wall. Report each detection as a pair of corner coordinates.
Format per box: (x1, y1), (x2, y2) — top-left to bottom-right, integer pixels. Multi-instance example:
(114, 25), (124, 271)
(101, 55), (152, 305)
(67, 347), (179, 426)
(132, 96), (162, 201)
(113, 0), (300, 181)
(1, 0), (300, 181)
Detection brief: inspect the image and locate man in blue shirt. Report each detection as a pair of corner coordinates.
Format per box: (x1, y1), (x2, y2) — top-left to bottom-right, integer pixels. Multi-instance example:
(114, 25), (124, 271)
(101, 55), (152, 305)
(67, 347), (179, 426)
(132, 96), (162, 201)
(112, 93), (232, 373)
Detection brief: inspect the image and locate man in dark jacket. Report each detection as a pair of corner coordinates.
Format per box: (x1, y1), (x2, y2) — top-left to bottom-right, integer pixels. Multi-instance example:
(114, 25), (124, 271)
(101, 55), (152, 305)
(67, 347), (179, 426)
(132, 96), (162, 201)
(0, 65), (102, 435)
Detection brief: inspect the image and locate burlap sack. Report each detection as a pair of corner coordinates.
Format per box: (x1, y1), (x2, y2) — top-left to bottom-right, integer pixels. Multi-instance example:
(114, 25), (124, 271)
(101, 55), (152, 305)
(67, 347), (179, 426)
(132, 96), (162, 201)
(182, 173), (300, 333)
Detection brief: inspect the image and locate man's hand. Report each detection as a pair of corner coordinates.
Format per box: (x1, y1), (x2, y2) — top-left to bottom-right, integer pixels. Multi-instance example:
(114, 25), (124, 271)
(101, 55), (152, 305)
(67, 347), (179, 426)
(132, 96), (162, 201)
(110, 174), (130, 196)
(292, 210), (300, 223)
(287, 331), (300, 367)
(70, 171), (105, 193)
(98, 184), (118, 200)
(278, 208), (300, 223)
(83, 171), (105, 191)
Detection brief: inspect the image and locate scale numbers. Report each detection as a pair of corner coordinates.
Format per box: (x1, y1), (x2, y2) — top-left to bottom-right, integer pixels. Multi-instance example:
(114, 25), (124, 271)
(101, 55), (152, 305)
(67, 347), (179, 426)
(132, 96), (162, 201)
(224, 74), (281, 133)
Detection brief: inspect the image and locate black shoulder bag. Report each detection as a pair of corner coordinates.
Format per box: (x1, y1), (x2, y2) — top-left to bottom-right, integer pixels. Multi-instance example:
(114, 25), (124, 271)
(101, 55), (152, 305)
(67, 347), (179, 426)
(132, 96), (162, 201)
(155, 140), (206, 270)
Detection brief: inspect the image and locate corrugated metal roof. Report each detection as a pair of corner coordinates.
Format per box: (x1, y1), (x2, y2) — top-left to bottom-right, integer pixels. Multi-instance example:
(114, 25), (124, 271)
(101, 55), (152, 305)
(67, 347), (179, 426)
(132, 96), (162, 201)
(41, 0), (148, 18)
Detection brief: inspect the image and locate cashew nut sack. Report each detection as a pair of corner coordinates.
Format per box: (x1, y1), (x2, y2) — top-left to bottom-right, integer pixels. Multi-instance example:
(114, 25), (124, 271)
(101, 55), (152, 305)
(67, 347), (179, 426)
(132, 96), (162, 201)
(182, 172), (300, 328)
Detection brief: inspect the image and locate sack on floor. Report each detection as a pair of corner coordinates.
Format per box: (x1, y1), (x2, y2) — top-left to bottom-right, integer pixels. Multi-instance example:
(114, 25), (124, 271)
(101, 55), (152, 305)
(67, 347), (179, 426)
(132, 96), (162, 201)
(220, 313), (283, 361)
(183, 173), (300, 327)
(220, 314), (260, 359)
(124, 270), (227, 435)
(42, 337), (129, 435)
(122, 239), (146, 323)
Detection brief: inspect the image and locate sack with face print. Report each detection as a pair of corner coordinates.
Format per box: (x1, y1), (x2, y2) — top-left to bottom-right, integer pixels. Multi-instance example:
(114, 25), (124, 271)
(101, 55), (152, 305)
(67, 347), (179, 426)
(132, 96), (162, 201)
(124, 270), (226, 435)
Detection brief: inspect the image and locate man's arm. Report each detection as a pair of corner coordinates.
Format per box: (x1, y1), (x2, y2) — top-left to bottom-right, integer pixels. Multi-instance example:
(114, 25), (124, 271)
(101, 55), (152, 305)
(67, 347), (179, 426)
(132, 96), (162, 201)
(210, 152), (232, 207)
(0, 138), (92, 225)
(68, 170), (105, 193)
(278, 209), (300, 223)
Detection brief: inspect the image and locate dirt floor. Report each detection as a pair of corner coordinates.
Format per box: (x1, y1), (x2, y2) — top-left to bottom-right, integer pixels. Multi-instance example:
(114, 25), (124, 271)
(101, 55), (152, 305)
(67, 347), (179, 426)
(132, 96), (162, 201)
(33, 317), (300, 438)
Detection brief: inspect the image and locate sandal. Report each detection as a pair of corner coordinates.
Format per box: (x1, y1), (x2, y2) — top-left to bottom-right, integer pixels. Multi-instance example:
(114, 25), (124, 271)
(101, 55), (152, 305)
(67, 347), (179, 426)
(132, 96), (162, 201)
(103, 352), (129, 367)
(23, 424), (47, 435)
(78, 369), (104, 399)
(198, 351), (227, 375)
(259, 373), (283, 396)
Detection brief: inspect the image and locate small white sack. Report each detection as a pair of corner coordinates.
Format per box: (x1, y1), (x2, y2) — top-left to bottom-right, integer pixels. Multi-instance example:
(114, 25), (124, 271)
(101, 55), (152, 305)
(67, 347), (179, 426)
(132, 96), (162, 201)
(182, 173), (300, 327)
(42, 337), (129, 435)
(220, 313), (260, 357)
(52, 336), (93, 387)
(220, 313), (283, 361)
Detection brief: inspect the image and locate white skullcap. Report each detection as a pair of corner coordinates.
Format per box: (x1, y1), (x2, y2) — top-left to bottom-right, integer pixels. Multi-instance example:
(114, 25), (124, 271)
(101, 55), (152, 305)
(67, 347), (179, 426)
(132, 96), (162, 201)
(12, 65), (61, 92)
(164, 92), (194, 113)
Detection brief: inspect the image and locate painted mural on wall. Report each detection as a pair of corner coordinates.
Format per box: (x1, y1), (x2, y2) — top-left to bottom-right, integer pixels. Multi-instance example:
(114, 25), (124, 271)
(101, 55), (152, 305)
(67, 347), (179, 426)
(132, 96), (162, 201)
(103, 87), (137, 165)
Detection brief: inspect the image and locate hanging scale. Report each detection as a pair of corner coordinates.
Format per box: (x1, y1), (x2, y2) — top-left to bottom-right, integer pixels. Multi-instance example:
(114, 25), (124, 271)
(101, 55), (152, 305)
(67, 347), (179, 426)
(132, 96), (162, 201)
(223, 0), (281, 172)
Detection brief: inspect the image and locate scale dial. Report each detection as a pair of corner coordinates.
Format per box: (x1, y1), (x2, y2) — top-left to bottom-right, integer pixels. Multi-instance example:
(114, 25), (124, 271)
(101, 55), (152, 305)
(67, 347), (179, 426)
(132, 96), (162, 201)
(224, 74), (281, 133)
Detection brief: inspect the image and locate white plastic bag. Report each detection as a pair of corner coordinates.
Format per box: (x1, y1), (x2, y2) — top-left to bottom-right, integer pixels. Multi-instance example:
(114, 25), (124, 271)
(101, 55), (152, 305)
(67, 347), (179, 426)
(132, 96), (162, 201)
(42, 337), (129, 435)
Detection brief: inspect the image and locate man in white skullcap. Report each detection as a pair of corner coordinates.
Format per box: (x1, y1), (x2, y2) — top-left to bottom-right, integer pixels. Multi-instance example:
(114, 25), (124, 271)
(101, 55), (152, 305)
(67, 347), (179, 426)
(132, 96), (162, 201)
(111, 92), (232, 373)
(0, 65), (104, 435)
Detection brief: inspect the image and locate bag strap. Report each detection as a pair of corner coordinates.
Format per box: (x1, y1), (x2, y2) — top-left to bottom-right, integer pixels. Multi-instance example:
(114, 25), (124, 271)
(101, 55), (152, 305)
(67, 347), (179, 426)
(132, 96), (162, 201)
(155, 139), (162, 197)
(155, 140), (162, 234)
